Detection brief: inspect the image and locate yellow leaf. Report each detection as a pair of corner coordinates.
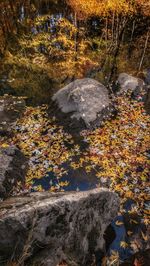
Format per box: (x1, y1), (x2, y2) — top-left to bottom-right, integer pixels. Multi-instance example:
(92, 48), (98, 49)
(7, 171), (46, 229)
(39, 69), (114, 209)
(144, 209), (150, 215)
(125, 191), (133, 198)
(115, 220), (124, 226)
(143, 218), (150, 226)
(1, 143), (9, 148)
(141, 231), (148, 241)
(59, 181), (69, 187)
(50, 186), (56, 192)
(120, 241), (128, 249)
(127, 231), (133, 236)
(130, 219), (138, 224)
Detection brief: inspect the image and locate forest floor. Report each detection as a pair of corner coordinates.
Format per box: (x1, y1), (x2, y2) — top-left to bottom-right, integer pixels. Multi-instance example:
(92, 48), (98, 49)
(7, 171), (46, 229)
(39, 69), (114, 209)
(0, 92), (150, 265)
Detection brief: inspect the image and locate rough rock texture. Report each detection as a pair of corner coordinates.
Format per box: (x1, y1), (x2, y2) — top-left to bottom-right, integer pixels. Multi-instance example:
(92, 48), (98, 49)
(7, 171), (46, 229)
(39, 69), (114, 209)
(0, 146), (28, 199)
(0, 95), (26, 136)
(145, 69), (150, 85)
(52, 78), (115, 129)
(117, 73), (144, 95)
(0, 189), (119, 266)
(145, 86), (150, 114)
(117, 73), (150, 113)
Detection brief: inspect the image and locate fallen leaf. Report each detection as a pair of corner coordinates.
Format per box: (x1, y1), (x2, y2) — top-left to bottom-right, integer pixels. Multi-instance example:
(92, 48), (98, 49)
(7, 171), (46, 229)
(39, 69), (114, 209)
(120, 241), (128, 249)
(141, 230), (148, 241)
(115, 220), (124, 226)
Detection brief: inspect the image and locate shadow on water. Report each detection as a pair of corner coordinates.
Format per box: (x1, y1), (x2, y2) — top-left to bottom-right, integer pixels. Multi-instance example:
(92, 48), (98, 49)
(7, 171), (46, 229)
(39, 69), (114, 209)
(108, 199), (150, 265)
(32, 162), (99, 192)
(108, 200), (136, 262)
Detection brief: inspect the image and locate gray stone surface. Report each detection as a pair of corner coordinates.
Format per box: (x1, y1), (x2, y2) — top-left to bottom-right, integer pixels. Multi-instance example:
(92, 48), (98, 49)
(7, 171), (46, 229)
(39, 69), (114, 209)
(52, 78), (114, 128)
(145, 86), (150, 114)
(145, 69), (150, 85)
(117, 73), (144, 94)
(0, 146), (28, 199)
(0, 188), (119, 266)
(0, 95), (26, 135)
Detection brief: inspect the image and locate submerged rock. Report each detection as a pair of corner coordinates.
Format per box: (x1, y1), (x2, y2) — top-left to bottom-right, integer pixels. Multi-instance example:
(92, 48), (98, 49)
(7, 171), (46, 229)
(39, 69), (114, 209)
(0, 188), (119, 266)
(52, 78), (115, 130)
(0, 146), (28, 199)
(0, 95), (26, 136)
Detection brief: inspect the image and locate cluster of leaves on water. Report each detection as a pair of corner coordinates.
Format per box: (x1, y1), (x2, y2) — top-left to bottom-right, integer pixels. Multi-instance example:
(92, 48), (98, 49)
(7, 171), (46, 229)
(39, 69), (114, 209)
(12, 106), (79, 191)
(81, 97), (149, 216)
(1, 91), (149, 264)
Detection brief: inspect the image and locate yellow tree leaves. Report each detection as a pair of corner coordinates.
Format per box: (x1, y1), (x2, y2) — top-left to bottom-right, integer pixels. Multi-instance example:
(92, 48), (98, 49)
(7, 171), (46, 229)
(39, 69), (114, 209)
(67, 0), (138, 19)
(135, 0), (150, 16)
(67, 0), (102, 19)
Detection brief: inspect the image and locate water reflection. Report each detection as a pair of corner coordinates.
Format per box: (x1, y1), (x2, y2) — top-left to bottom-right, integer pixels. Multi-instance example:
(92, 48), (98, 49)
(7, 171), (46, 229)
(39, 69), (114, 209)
(32, 162), (99, 192)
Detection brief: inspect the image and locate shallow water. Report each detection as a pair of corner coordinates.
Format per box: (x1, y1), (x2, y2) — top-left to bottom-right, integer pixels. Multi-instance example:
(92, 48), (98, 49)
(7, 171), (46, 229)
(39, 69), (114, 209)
(33, 162), (99, 192)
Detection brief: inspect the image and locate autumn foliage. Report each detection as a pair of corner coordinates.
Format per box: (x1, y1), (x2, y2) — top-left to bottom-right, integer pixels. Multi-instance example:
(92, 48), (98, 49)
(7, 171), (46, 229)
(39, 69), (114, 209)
(0, 0), (149, 94)
(67, 0), (150, 18)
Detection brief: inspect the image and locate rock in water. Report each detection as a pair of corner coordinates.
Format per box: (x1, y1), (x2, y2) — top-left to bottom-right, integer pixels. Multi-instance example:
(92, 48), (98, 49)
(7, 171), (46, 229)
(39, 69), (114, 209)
(52, 78), (115, 129)
(117, 73), (144, 95)
(0, 189), (119, 266)
(0, 146), (28, 199)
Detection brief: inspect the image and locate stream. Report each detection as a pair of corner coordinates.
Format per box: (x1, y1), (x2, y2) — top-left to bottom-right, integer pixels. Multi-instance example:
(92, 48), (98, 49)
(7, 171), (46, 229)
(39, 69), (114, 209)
(0, 2), (149, 265)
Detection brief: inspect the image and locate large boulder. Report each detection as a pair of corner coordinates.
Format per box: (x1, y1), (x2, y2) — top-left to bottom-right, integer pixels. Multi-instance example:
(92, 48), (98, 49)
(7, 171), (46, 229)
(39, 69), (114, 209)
(144, 69), (150, 114)
(0, 189), (119, 266)
(117, 73), (145, 95)
(145, 69), (150, 85)
(0, 146), (28, 200)
(145, 86), (150, 114)
(52, 78), (115, 130)
(0, 95), (26, 136)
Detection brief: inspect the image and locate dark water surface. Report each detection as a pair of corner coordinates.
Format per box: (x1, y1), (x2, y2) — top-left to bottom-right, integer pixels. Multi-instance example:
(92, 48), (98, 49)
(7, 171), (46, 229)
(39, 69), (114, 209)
(33, 163), (99, 192)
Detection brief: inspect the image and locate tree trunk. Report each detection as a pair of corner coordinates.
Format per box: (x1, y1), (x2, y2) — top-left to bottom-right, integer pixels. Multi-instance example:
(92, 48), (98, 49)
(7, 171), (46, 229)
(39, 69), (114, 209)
(105, 16), (108, 48)
(127, 19), (136, 59)
(138, 30), (149, 72)
(115, 14), (119, 45)
(74, 11), (79, 76)
(108, 17), (128, 84)
(74, 12), (78, 55)
(112, 12), (115, 42)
